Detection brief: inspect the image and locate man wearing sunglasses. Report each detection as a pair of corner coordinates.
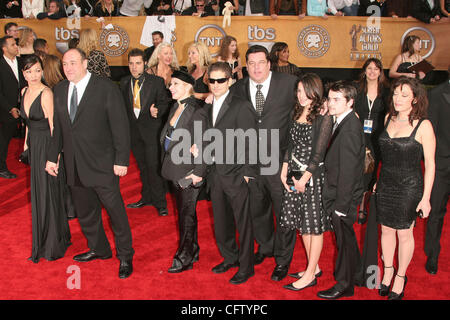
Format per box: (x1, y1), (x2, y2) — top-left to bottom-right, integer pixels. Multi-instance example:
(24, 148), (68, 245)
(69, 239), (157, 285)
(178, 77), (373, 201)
(181, 0), (215, 16)
(206, 62), (257, 285)
(230, 45), (298, 282)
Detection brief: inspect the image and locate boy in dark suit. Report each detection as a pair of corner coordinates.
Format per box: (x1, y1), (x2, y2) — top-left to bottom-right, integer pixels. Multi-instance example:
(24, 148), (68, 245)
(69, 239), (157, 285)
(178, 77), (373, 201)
(317, 81), (365, 299)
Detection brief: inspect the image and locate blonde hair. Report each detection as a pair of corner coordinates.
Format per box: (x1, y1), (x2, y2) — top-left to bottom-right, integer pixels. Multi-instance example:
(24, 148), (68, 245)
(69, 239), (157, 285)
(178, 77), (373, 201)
(19, 27), (34, 48)
(43, 54), (64, 89)
(96, 0), (115, 12)
(147, 42), (179, 70)
(186, 41), (212, 74)
(77, 29), (98, 56)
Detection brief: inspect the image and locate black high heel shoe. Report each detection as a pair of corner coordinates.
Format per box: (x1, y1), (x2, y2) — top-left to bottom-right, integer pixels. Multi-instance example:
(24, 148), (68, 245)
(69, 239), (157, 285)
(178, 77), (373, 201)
(379, 266), (395, 296)
(388, 274), (408, 300)
(288, 270), (322, 280)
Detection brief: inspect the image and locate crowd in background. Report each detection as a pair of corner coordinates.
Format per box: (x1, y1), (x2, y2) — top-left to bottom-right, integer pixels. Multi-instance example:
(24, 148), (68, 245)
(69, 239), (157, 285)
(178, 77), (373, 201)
(0, 0), (449, 23)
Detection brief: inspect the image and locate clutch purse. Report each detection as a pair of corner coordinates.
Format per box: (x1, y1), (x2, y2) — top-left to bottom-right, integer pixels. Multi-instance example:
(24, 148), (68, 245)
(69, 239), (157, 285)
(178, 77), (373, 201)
(177, 169), (204, 189)
(19, 149), (30, 165)
(286, 170), (303, 186)
(364, 147), (375, 174)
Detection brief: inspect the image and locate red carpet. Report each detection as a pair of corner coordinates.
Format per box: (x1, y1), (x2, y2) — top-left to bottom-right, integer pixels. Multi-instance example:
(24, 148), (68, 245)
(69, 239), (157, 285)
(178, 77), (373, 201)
(1, 137), (449, 300)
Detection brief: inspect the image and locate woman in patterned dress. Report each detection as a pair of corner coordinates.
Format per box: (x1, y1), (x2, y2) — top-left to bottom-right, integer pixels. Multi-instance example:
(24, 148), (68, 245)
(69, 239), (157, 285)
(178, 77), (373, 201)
(280, 73), (333, 291)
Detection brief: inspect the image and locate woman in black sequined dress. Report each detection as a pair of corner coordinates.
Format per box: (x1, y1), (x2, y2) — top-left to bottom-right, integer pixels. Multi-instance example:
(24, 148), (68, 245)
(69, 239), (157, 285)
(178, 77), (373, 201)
(376, 77), (435, 300)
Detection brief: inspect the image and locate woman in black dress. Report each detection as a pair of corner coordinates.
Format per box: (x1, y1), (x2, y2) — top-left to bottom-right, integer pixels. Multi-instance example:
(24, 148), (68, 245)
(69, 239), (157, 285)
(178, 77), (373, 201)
(280, 73), (332, 291)
(389, 35), (425, 81)
(376, 77), (435, 300)
(160, 70), (207, 273)
(20, 55), (71, 263)
(186, 41), (212, 101)
(269, 42), (301, 77)
(354, 58), (388, 224)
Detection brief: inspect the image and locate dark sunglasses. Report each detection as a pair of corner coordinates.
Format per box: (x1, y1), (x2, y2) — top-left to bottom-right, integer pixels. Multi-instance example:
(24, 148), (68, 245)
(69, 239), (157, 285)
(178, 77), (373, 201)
(196, 4), (204, 7)
(208, 77), (229, 84)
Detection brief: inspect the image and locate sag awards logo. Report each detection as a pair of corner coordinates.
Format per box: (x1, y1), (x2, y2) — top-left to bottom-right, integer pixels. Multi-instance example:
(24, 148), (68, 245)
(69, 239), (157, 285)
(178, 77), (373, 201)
(195, 24), (227, 57)
(99, 25), (130, 57)
(349, 24), (383, 61)
(401, 27), (435, 59)
(297, 25), (330, 58)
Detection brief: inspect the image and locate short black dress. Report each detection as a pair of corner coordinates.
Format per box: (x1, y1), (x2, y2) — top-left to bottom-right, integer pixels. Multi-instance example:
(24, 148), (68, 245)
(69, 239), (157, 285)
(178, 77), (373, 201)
(376, 117), (424, 229)
(280, 122), (331, 235)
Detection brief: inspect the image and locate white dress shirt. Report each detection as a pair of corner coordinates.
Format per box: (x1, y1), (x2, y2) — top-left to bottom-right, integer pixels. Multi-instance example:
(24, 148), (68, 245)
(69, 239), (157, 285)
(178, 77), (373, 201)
(67, 71), (92, 114)
(249, 72), (272, 110)
(212, 90), (230, 126)
(3, 55), (19, 82)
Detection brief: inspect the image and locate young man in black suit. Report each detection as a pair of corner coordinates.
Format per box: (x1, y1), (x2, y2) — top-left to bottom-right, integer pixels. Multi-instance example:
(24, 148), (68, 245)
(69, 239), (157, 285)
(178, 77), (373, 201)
(231, 45), (298, 281)
(0, 36), (24, 179)
(46, 48), (134, 279)
(206, 62), (257, 284)
(317, 81), (365, 299)
(424, 78), (450, 274)
(120, 48), (169, 216)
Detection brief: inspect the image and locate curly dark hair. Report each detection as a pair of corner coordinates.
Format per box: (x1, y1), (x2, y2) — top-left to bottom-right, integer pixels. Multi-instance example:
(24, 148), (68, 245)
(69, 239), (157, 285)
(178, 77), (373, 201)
(389, 76), (428, 125)
(293, 73), (324, 123)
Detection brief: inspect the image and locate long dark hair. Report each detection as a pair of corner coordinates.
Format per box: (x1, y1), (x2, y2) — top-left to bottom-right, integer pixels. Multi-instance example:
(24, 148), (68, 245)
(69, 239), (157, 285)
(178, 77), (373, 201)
(357, 58), (388, 96)
(269, 42), (288, 67)
(389, 77), (428, 125)
(218, 35), (239, 61)
(401, 35), (420, 56)
(293, 73), (324, 123)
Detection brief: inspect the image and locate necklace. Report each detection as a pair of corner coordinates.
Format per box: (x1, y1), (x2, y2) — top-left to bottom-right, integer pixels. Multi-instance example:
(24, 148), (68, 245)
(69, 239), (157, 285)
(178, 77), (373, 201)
(396, 117), (409, 122)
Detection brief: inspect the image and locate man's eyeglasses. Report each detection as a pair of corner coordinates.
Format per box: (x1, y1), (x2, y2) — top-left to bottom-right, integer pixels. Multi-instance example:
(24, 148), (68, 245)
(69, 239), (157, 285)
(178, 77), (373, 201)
(196, 4), (205, 7)
(208, 77), (229, 84)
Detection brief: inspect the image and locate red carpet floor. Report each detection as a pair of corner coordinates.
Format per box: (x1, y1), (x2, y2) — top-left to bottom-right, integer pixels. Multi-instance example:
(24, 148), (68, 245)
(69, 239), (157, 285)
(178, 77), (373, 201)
(1, 137), (449, 300)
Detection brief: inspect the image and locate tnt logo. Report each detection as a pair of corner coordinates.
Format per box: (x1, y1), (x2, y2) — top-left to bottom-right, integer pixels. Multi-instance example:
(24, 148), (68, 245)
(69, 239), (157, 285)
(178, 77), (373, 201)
(195, 24), (227, 57)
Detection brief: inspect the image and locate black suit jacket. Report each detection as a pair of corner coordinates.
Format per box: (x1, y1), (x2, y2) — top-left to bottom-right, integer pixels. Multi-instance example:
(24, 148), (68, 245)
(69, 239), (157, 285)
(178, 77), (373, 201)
(204, 92), (258, 178)
(230, 71), (298, 166)
(160, 97), (208, 182)
(412, 0), (442, 23)
(428, 81), (450, 170)
(120, 73), (169, 160)
(0, 55), (25, 122)
(323, 111), (365, 218)
(48, 74), (130, 187)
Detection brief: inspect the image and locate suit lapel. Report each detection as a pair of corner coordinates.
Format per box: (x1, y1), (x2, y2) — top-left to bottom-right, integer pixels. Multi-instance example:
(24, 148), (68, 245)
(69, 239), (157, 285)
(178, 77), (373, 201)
(58, 81), (71, 125)
(214, 93), (233, 127)
(328, 111), (354, 150)
(73, 75), (96, 124)
(1, 57), (19, 85)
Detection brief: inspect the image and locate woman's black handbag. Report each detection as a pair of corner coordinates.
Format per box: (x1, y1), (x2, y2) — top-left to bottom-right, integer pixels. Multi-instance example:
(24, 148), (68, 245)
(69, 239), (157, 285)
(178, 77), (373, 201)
(19, 149), (30, 165)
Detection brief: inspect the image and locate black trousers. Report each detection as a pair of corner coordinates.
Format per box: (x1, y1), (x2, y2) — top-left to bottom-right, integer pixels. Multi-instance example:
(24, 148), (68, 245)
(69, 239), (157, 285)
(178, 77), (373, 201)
(425, 165), (450, 261)
(70, 166), (134, 261)
(131, 128), (167, 209)
(0, 119), (18, 171)
(331, 206), (362, 291)
(210, 173), (254, 275)
(171, 182), (201, 267)
(247, 172), (296, 266)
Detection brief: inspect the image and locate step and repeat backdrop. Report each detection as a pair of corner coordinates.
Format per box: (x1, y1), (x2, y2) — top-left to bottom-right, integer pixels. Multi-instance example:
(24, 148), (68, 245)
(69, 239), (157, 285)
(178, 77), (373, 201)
(1, 16), (449, 70)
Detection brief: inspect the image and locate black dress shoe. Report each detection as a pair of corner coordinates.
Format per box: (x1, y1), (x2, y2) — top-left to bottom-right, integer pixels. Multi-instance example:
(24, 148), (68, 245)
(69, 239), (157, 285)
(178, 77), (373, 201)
(271, 264), (289, 281)
(73, 250), (112, 262)
(126, 199), (152, 209)
(358, 210), (368, 225)
(425, 257), (438, 275)
(317, 286), (354, 300)
(158, 207), (168, 216)
(0, 170), (17, 179)
(288, 270), (323, 280)
(283, 278), (317, 291)
(168, 263), (193, 273)
(119, 260), (133, 279)
(211, 261), (239, 274)
(229, 270), (255, 285)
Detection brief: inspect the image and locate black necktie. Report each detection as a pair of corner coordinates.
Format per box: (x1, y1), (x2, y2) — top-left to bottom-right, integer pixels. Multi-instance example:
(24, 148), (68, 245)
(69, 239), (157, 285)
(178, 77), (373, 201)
(332, 119), (339, 134)
(69, 85), (78, 123)
(255, 84), (265, 116)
